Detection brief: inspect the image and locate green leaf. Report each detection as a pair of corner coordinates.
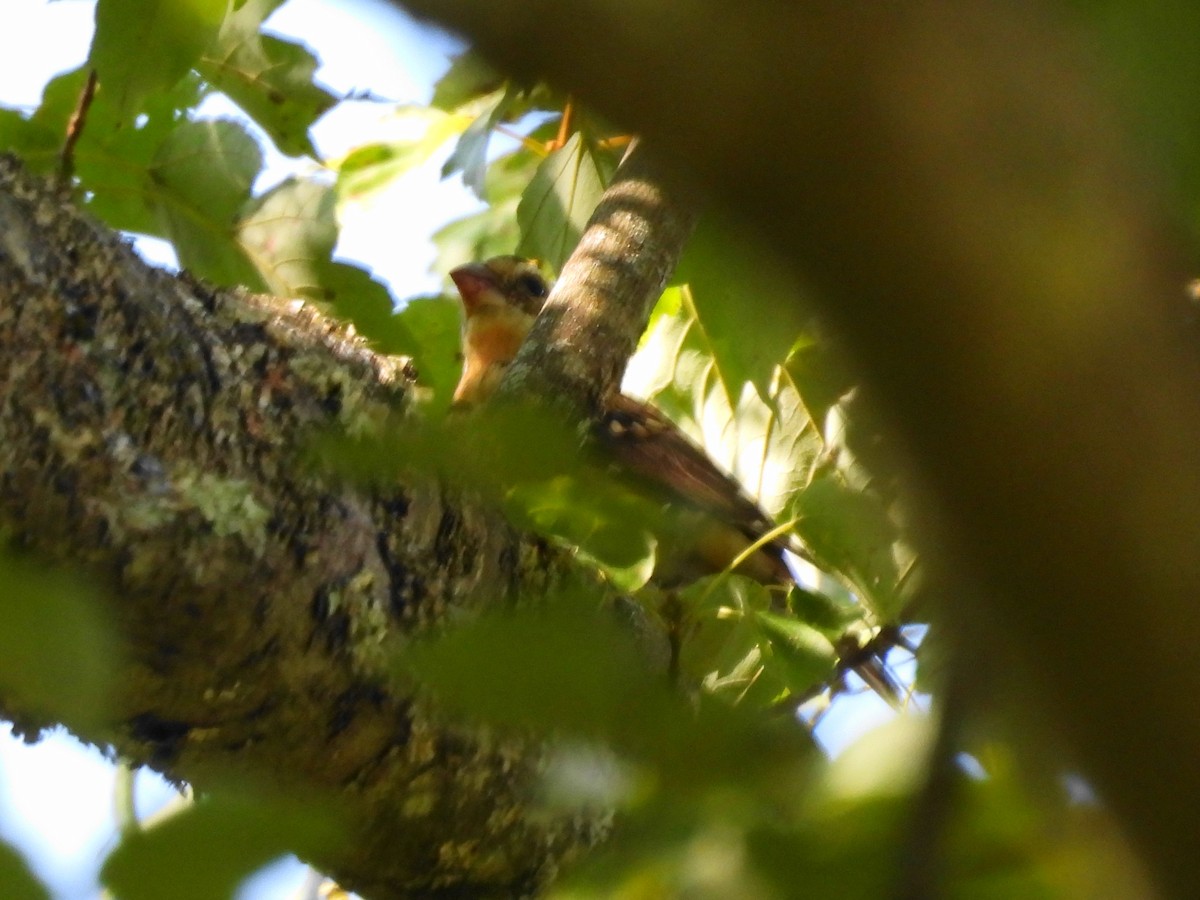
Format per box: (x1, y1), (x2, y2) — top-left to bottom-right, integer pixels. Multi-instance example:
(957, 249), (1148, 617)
(150, 118), (264, 288)
(197, 0), (337, 158)
(432, 149), (540, 274)
(754, 610), (837, 695)
(335, 107), (472, 202)
(0, 106), (62, 170)
(0, 553), (116, 728)
(441, 85), (519, 198)
(387, 295), (463, 408)
(2, 67), (210, 236)
(237, 177), (407, 350)
(101, 792), (344, 900)
(790, 474), (903, 620)
(431, 51), (505, 112)
(624, 290), (821, 519)
(0, 839), (49, 900)
(675, 216), (811, 398)
(90, 0), (227, 120)
(402, 595), (667, 737)
(784, 330), (855, 434)
(516, 132), (616, 270)
(506, 476), (659, 590)
(787, 585), (865, 639)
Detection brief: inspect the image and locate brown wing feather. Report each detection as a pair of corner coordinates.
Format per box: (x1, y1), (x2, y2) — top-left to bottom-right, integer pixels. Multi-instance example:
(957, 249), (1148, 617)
(595, 393), (793, 585)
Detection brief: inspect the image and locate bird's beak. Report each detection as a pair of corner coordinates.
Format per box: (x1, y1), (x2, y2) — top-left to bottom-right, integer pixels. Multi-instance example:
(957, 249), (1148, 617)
(449, 263), (499, 313)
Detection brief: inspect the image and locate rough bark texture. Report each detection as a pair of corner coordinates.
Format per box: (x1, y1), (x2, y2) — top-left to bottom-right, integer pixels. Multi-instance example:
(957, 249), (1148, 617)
(0, 155), (604, 898)
(391, 1), (1200, 894)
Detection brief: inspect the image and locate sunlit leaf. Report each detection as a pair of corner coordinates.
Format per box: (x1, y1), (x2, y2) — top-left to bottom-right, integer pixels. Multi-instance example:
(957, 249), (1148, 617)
(101, 792), (344, 900)
(90, 0), (227, 120)
(432, 149), (540, 274)
(0, 553), (116, 728)
(441, 85), (519, 197)
(784, 330), (855, 435)
(0, 67), (209, 236)
(624, 292), (820, 519)
(517, 132), (616, 270)
(790, 473), (904, 620)
(198, 0), (337, 158)
(335, 107), (471, 201)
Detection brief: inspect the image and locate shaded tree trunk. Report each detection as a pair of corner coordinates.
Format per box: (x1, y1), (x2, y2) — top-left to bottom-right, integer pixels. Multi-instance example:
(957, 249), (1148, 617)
(0, 155), (600, 897)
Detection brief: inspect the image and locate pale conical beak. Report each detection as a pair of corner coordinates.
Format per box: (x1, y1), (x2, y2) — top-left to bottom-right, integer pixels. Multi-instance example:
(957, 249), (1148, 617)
(449, 263), (499, 313)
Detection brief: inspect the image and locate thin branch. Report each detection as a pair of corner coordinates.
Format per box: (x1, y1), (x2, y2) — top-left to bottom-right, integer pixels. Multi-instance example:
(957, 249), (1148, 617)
(58, 68), (97, 184)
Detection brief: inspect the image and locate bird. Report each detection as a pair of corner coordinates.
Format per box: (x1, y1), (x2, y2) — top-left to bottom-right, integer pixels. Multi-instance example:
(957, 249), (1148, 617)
(448, 256), (795, 589)
(448, 256), (901, 701)
(450, 256), (551, 407)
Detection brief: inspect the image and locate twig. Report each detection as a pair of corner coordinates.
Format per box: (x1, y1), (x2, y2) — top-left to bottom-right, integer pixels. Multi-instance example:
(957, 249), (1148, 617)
(59, 68), (97, 184)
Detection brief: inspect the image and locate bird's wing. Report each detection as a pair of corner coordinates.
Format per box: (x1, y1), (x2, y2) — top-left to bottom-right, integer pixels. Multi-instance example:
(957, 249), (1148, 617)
(594, 393), (792, 572)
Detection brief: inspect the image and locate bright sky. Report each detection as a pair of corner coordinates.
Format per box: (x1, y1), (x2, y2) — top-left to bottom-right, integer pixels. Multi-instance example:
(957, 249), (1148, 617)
(0, 3), (905, 897)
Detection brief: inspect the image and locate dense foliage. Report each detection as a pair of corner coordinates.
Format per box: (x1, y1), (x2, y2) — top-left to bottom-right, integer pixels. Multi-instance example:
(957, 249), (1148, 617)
(2, 0), (1188, 896)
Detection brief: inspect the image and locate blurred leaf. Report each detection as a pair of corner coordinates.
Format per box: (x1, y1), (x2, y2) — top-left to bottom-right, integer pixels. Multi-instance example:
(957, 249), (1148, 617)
(517, 132), (616, 270)
(507, 476), (659, 590)
(335, 106), (471, 201)
(747, 797), (905, 900)
(1069, 3), (1200, 229)
(0, 839), (49, 900)
(431, 50), (505, 111)
(197, 0), (337, 158)
(150, 118), (264, 287)
(815, 715), (933, 804)
(403, 595), (667, 737)
(238, 177), (406, 351)
(675, 217), (811, 398)
(89, 0), (227, 120)
(441, 84), (519, 197)
(787, 584), (864, 639)
(754, 610), (837, 695)
(101, 792), (344, 900)
(315, 401), (582, 493)
(0, 106), (62, 173)
(0, 553), (116, 728)
(389, 295), (463, 407)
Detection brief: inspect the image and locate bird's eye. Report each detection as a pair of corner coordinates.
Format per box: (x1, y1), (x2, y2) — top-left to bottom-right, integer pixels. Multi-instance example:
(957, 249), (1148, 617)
(517, 273), (548, 299)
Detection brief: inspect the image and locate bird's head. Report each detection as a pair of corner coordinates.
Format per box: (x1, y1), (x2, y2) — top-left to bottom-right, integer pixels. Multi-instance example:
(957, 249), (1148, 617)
(449, 256), (551, 405)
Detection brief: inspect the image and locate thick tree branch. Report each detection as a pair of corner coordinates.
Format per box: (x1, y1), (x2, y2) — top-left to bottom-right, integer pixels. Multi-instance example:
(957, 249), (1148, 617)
(392, 0), (1200, 892)
(0, 156), (601, 898)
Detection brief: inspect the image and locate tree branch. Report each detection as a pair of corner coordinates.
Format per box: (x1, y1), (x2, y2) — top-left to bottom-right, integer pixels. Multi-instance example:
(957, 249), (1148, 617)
(499, 141), (700, 413)
(392, 1), (1200, 893)
(0, 155), (600, 898)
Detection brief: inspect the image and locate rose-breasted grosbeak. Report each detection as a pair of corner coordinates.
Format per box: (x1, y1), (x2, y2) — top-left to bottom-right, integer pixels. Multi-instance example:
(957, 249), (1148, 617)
(449, 256), (794, 588)
(449, 256), (902, 703)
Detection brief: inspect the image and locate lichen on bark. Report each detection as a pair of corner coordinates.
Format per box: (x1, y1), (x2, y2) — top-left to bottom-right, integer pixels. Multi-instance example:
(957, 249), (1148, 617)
(0, 154), (603, 897)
